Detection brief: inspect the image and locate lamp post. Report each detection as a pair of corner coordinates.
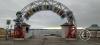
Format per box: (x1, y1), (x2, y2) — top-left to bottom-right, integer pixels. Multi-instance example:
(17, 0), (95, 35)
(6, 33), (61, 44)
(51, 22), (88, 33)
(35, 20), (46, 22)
(6, 20), (11, 40)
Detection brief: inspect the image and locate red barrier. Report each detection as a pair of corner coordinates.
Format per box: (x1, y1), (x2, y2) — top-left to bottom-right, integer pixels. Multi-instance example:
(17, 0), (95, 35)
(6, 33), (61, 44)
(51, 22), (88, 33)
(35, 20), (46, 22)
(67, 26), (77, 38)
(13, 26), (24, 38)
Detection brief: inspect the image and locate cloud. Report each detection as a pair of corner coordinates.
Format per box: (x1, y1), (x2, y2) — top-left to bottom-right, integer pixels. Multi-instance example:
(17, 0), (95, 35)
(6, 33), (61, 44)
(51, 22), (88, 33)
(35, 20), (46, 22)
(0, 0), (100, 28)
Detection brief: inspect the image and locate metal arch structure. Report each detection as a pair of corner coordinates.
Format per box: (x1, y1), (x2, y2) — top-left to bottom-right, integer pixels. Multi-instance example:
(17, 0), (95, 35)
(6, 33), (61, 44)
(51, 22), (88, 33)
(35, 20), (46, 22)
(14, 0), (77, 39)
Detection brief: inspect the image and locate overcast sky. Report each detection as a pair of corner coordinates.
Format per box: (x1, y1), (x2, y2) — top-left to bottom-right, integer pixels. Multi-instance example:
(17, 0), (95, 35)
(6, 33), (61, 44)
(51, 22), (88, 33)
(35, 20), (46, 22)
(0, 0), (100, 29)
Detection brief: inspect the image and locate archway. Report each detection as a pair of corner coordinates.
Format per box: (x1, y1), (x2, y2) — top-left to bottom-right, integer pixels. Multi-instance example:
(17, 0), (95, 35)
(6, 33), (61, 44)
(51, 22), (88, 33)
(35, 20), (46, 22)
(13, 0), (77, 39)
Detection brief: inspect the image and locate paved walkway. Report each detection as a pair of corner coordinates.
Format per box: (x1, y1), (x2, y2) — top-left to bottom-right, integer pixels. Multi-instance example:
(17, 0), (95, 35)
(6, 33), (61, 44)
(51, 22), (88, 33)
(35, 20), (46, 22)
(0, 37), (100, 45)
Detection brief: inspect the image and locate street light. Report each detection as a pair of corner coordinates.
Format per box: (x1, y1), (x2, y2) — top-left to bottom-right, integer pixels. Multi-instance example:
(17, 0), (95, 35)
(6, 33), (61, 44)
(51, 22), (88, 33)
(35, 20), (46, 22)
(6, 20), (11, 40)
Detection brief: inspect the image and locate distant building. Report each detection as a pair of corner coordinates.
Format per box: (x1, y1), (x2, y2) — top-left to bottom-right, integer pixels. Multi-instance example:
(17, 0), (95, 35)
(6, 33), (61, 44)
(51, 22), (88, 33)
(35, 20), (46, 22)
(0, 28), (6, 38)
(86, 24), (100, 37)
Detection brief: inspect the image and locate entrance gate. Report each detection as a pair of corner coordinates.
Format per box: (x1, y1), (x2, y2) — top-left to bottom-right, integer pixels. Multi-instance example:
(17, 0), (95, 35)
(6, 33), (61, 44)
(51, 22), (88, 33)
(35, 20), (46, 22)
(13, 0), (77, 39)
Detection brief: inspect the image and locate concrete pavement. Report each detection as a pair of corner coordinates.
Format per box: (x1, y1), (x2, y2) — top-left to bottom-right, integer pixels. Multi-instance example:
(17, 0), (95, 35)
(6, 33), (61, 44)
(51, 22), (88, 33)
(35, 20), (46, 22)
(0, 37), (100, 45)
